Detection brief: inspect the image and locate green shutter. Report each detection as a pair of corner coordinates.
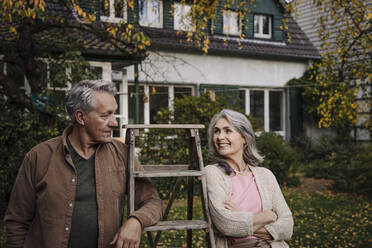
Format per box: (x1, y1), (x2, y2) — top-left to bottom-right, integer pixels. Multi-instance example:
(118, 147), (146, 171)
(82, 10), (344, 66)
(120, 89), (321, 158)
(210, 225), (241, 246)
(163, 0), (173, 29)
(289, 87), (303, 138)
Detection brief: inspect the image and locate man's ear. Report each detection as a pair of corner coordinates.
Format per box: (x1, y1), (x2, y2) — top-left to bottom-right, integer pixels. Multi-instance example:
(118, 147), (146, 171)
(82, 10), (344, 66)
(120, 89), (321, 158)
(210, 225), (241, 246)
(75, 110), (86, 126)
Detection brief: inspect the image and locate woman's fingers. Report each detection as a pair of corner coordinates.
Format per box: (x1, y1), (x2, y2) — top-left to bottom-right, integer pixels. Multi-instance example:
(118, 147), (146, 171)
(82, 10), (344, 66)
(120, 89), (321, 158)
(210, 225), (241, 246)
(223, 200), (235, 210)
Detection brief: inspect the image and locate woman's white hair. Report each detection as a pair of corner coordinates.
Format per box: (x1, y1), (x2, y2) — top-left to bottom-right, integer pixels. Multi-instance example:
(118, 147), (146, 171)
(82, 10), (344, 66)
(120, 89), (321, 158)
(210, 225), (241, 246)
(208, 109), (264, 175)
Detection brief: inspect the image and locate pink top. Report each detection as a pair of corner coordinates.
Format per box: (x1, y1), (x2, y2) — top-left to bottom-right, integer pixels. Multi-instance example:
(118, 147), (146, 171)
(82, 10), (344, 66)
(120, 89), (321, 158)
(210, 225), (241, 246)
(230, 173), (262, 240)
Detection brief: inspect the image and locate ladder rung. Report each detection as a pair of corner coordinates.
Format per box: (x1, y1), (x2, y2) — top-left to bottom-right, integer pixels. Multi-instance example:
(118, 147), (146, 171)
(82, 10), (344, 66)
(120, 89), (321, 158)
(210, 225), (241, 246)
(143, 164), (190, 171)
(134, 170), (204, 178)
(144, 220), (208, 231)
(123, 124), (205, 129)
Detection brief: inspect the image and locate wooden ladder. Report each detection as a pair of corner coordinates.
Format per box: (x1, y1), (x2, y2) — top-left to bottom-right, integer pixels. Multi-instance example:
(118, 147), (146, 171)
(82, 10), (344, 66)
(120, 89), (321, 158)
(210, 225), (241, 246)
(124, 124), (216, 248)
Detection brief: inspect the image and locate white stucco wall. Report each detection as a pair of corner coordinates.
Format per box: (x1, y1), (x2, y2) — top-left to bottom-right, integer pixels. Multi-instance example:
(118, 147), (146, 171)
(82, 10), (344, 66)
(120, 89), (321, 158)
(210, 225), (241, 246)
(126, 51), (309, 87)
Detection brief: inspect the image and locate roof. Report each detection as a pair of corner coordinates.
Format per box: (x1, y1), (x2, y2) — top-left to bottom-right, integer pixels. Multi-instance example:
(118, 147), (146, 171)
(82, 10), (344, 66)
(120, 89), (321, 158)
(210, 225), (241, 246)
(142, 16), (320, 60)
(0, 1), (144, 64)
(1, 0), (319, 63)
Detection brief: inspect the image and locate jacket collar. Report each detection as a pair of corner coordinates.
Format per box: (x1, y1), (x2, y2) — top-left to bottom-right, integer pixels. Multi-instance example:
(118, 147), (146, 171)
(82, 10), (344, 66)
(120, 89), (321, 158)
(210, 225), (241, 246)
(62, 125), (74, 155)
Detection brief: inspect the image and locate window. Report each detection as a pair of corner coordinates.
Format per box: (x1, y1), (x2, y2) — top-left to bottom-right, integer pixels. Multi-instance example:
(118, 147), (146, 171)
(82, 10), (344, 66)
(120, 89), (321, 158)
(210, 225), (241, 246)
(127, 84), (194, 124)
(269, 91), (283, 131)
(173, 3), (193, 31)
(101, 0), (127, 23)
(239, 88), (285, 135)
(223, 10), (242, 36)
(254, 14), (272, 39)
(139, 0), (162, 28)
(174, 87), (192, 99)
(150, 86), (168, 124)
(250, 90), (265, 131)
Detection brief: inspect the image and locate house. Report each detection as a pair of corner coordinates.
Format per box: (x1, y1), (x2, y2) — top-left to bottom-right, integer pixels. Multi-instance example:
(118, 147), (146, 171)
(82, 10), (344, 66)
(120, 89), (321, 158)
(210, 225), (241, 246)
(292, 0), (371, 142)
(0, 0), (319, 140)
(117, 0), (319, 139)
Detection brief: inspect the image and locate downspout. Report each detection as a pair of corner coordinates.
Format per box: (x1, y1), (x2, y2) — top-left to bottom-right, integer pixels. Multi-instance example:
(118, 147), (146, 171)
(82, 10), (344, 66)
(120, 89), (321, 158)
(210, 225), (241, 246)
(134, 63), (139, 124)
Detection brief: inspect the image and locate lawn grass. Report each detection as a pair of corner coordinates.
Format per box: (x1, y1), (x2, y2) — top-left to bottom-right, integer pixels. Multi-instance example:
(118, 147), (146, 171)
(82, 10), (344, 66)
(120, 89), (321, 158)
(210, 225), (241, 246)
(140, 189), (371, 247)
(1, 189), (370, 247)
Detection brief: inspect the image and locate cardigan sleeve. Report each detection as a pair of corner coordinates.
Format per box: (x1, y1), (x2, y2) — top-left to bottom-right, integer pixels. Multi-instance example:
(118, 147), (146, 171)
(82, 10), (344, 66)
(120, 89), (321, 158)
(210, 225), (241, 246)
(205, 165), (254, 237)
(264, 170), (294, 241)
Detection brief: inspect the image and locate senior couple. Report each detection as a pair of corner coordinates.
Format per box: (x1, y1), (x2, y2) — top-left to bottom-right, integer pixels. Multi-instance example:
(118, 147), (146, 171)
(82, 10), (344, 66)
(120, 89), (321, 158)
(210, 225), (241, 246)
(5, 80), (293, 248)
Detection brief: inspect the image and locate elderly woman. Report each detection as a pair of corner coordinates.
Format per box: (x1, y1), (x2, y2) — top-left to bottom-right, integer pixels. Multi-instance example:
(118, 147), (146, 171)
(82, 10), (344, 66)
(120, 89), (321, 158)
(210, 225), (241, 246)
(205, 109), (293, 248)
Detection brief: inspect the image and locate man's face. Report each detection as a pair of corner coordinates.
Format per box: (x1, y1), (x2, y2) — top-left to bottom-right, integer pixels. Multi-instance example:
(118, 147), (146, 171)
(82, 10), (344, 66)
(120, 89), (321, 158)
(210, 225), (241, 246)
(84, 91), (118, 144)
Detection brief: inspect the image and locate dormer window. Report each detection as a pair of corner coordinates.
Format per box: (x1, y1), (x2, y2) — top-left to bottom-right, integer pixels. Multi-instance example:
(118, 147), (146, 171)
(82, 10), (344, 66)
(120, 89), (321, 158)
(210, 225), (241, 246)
(173, 3), (193, 31)
(101, 0), (127, 23)
(139, 0), (163, 28)
(254, 14), (272, 39)
(223, 10), (242, 36)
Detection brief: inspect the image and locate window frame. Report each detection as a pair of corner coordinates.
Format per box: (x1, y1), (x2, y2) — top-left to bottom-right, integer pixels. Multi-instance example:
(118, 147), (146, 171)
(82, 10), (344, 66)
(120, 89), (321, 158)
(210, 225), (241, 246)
(173, 3), (193, 31)
(100, 0), (127, 23)
(241, 88), (285, 136)
(223, 9), (242, 36)
(127, 83), (195, 124)
(254, 14), (272, 39)
(139, 0), (163, 28)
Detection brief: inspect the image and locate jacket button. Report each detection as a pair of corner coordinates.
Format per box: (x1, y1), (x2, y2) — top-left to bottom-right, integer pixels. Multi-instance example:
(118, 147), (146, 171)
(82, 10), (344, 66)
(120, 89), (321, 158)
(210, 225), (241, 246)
(71, 178), (76, 183)
(65, 226), (69, 232)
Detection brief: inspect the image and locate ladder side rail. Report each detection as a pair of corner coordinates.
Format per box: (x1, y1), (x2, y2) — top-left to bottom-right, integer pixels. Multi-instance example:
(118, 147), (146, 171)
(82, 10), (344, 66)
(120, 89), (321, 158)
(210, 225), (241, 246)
(186, 129), (197, 248)
(125, 128), (136, 215)
(194, 129), (216, 248)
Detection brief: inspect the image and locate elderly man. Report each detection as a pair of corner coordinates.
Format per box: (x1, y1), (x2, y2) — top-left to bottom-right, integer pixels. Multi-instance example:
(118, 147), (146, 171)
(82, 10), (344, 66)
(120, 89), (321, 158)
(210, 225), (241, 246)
(4, 80), (162, 248)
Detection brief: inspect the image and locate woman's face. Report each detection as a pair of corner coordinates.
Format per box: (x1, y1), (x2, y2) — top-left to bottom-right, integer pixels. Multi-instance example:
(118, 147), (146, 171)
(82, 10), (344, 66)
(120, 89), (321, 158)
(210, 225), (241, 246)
(213, 118), (246, 160)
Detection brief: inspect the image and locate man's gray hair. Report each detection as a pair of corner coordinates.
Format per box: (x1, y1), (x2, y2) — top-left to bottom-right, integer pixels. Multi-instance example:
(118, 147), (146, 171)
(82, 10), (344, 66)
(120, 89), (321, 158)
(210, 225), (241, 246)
(208, 109), (264, 174)
(65, 79), (117, 122)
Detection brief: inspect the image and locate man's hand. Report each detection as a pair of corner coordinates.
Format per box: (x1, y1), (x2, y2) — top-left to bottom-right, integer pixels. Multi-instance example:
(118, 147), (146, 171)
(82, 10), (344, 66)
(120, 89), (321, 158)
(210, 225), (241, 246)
(110, 217), (142, 248)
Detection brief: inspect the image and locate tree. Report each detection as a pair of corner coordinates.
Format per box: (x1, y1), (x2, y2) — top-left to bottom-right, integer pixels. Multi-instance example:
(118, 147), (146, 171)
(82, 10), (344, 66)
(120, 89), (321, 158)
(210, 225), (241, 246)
(0, 0), (150, 120)
(306, 0), (372, 137)
(0, 0), (297, 119)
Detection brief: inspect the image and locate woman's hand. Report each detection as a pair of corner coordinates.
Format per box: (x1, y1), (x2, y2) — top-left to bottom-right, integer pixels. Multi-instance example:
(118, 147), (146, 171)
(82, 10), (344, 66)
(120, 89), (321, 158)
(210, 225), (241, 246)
(253, 210), (277, 232)
(254, 227), (273, 240)
(223, 200), (235, 211)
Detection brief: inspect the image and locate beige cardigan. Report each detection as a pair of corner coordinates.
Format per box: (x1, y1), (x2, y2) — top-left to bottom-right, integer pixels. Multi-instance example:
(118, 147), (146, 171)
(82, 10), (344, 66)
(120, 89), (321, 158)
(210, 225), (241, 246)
(205, 164), (293, 248)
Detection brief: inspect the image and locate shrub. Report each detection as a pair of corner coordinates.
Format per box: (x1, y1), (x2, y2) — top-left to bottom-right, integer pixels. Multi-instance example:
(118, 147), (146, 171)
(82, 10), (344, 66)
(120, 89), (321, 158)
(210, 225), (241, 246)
(256, 132), (300, 187)
(295, 135), (372, 196)
(0, 99), (69, 218)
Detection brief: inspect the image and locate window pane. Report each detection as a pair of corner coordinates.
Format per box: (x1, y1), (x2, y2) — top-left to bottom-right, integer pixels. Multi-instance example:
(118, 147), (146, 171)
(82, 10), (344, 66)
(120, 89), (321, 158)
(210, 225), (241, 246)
(250, 91), (264, 131)
(223, 10), (240, 35)
(49, 90), (66, 108)
(254, 15), (259, 34)
(139, 0), (146, 23)
(90, 66), (103, 79)
(262, 15), (270, 35)
(49, 63), (67, 88)
(112, 80), (121, 115)
(174, 4), (192, 31)
(115, 0), (124, 18)
(128, 85), (144, 124)
(150, 86), (168, 124)
(102, 0), (110, 16)
(174, 87), (192, 99)
(149, 0), (160, 24)
(269, 91), (283, 131)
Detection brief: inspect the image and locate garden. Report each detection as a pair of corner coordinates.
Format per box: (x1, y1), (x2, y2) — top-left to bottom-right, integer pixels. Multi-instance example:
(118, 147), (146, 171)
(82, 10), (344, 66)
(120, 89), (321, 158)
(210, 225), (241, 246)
(0, 93), (371, 247)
